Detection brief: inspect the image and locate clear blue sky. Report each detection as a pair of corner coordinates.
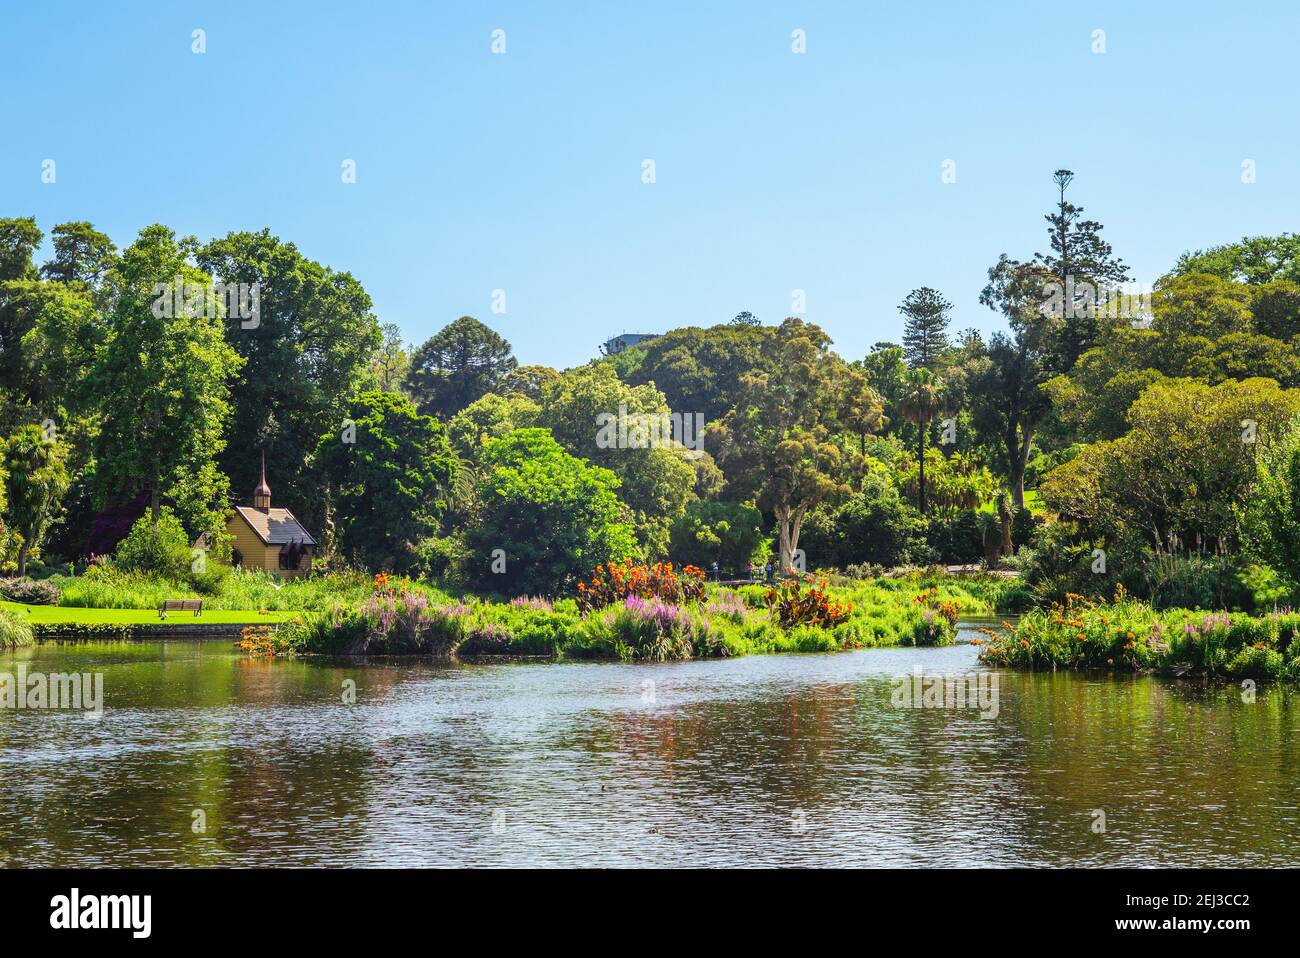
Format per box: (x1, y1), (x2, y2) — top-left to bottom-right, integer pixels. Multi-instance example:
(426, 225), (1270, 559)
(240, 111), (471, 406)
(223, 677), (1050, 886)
(3, 1), (1297, 369)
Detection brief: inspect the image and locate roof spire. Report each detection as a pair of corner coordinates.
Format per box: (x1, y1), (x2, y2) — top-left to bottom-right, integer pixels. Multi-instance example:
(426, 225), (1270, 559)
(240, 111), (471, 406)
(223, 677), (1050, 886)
(254, 451), (272, 512)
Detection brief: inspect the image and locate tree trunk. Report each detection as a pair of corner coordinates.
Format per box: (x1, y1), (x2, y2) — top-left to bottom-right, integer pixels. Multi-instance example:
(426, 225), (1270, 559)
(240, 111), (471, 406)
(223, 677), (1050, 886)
(17, 541), (28, 579)
(777, 513), (793, 572)
(918, 427), (927, 514)
(776, 505), (805, 573)
(151, 486), (161, 524)
(1006, 420), (1034, 509)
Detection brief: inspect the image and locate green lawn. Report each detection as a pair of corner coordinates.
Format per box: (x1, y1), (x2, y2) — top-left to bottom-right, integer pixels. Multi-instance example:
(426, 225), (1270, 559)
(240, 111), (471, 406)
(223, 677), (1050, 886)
(0, 600), (294, 626)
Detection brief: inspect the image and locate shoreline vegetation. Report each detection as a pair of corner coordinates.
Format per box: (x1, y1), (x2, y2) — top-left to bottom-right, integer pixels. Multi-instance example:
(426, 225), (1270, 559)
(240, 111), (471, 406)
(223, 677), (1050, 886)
(6, 565), (1300, 682)
(6, 566), (1300, 682)
(978, 587), (1300, 681)
(1, 564), (1026, 658)
(275, 565), (1016, 660)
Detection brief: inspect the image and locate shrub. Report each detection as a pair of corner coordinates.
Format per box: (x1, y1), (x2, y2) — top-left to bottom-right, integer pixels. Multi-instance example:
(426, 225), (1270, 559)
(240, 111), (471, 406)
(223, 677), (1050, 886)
(702, 589), (747, 622)
(575, 560), (706, 613)
(834, 478), (928, 567)
(189, 563), (232, 596)
(764, 575), (853, 629)
(668, 500), (765, 572)
(923, 509), (984, 564)
(467, 428), (640, 594)
(238, 625), (295, 658)
(288, 592), (473, 656)
(572, 595), (700, 661)
(993, 582), (1035, 614)
(1141, 553), (1254, 612)
(23, 559), (73, 580)
(458, 622), (514, 654)
(114, 510), (193, 579)
(31, 622), (131, 641)
(412, 533), (470, 587)
(1010, 508), (1037, 551)
(0, 577), (61, 605)
(0, 609), (34, 648)
(902, 587), (959, 645)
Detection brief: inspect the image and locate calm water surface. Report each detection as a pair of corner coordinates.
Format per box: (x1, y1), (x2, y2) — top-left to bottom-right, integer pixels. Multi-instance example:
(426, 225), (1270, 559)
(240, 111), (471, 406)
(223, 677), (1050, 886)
(2, 624), (1297, 867)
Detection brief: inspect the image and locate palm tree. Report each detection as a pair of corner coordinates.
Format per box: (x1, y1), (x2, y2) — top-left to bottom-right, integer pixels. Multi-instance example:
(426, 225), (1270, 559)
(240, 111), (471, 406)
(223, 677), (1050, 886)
(899, 367), (945, 514)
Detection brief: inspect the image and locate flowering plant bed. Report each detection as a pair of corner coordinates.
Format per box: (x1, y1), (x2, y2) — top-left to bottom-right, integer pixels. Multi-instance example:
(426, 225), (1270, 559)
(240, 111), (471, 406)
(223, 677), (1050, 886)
(575, 561), (706, 613)
(978, 586), (1300, 680)
(764, 575), (853, 629)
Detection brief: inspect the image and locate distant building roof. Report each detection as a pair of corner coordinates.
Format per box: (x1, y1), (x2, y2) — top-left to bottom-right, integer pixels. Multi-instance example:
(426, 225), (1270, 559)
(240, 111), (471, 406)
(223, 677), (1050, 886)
(233, 506), (318, 547)
(601, 332), (657, 355)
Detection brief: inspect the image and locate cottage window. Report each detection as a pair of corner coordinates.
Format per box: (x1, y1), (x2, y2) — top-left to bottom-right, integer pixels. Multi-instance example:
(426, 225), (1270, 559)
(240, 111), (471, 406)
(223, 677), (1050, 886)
(279, 542), (303, 571)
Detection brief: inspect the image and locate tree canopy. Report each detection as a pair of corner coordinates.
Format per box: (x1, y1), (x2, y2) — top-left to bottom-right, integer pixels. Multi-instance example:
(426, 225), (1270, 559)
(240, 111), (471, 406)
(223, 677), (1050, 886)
(405, 316), (517, 419)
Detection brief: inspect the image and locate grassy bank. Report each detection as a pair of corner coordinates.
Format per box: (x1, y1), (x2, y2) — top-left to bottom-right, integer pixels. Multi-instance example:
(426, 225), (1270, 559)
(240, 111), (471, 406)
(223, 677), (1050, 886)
(279, 569), (1014, 660)
(5, 565), (1027, 659)
(977, 588), (1300, 680)
(0, 600), (294, 626)
(37, 568), (450, 612)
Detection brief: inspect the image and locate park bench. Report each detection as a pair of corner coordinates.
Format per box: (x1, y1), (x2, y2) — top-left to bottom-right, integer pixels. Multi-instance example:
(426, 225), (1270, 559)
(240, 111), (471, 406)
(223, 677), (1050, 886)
(158, 599), (203, 620)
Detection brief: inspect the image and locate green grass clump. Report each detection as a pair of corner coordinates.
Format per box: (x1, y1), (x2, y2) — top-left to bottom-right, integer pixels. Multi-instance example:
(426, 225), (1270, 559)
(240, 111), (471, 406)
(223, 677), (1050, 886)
(0, 609), (35, 648)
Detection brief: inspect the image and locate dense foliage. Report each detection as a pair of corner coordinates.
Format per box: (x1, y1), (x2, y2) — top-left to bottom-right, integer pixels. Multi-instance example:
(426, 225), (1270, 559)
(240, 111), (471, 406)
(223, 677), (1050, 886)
(8, 173), (1300, 624)
(467, 429), (638, 595)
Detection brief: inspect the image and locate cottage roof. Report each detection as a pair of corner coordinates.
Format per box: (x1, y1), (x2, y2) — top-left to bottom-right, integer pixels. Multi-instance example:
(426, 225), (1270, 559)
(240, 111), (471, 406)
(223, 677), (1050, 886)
(233, 506), (318, 547)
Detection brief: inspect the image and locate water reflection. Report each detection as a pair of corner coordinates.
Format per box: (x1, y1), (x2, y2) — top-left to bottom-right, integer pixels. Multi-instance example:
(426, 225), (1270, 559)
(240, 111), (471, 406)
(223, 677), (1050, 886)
(1, 630), (1297, 867)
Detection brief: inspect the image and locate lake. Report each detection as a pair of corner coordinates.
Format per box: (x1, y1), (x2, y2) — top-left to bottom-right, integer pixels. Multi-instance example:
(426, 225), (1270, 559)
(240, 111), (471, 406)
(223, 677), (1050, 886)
(2, 624), (1297, 867)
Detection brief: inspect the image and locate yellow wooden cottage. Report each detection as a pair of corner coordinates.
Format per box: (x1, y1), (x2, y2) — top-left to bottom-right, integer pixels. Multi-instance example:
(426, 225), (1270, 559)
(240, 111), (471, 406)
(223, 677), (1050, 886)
(226, 456), (316, 577)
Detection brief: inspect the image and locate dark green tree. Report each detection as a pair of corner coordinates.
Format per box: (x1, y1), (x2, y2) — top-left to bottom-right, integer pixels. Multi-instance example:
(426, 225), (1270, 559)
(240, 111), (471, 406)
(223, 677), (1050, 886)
(40, 221), (118, 289)
(899, 287), (952, 370)
(1, 425), (69, 576)
(628, 323), (771, 425)
(965, 327), (1051, 510)
(711, 318), (852, 569)
(199, 229), (382, 529)
(1034, 169), (1130, 367)
(405, 316), (517, 419)
(467, 428), (638, 594)
(91, 225), (244, 536)
(898, 367), (945, 513)
(316, 391), (458, 571)
(0, 217), (44, 404)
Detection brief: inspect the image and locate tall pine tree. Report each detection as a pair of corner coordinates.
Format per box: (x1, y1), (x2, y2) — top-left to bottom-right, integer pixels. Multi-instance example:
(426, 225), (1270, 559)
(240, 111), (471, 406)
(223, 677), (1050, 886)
(899, 287), (953, 370)
(1034, 169), (1129, 367)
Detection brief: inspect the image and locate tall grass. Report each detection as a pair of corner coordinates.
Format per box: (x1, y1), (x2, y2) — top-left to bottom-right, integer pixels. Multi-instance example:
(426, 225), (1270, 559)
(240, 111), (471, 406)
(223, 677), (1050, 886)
(0, 609), (35, 649)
